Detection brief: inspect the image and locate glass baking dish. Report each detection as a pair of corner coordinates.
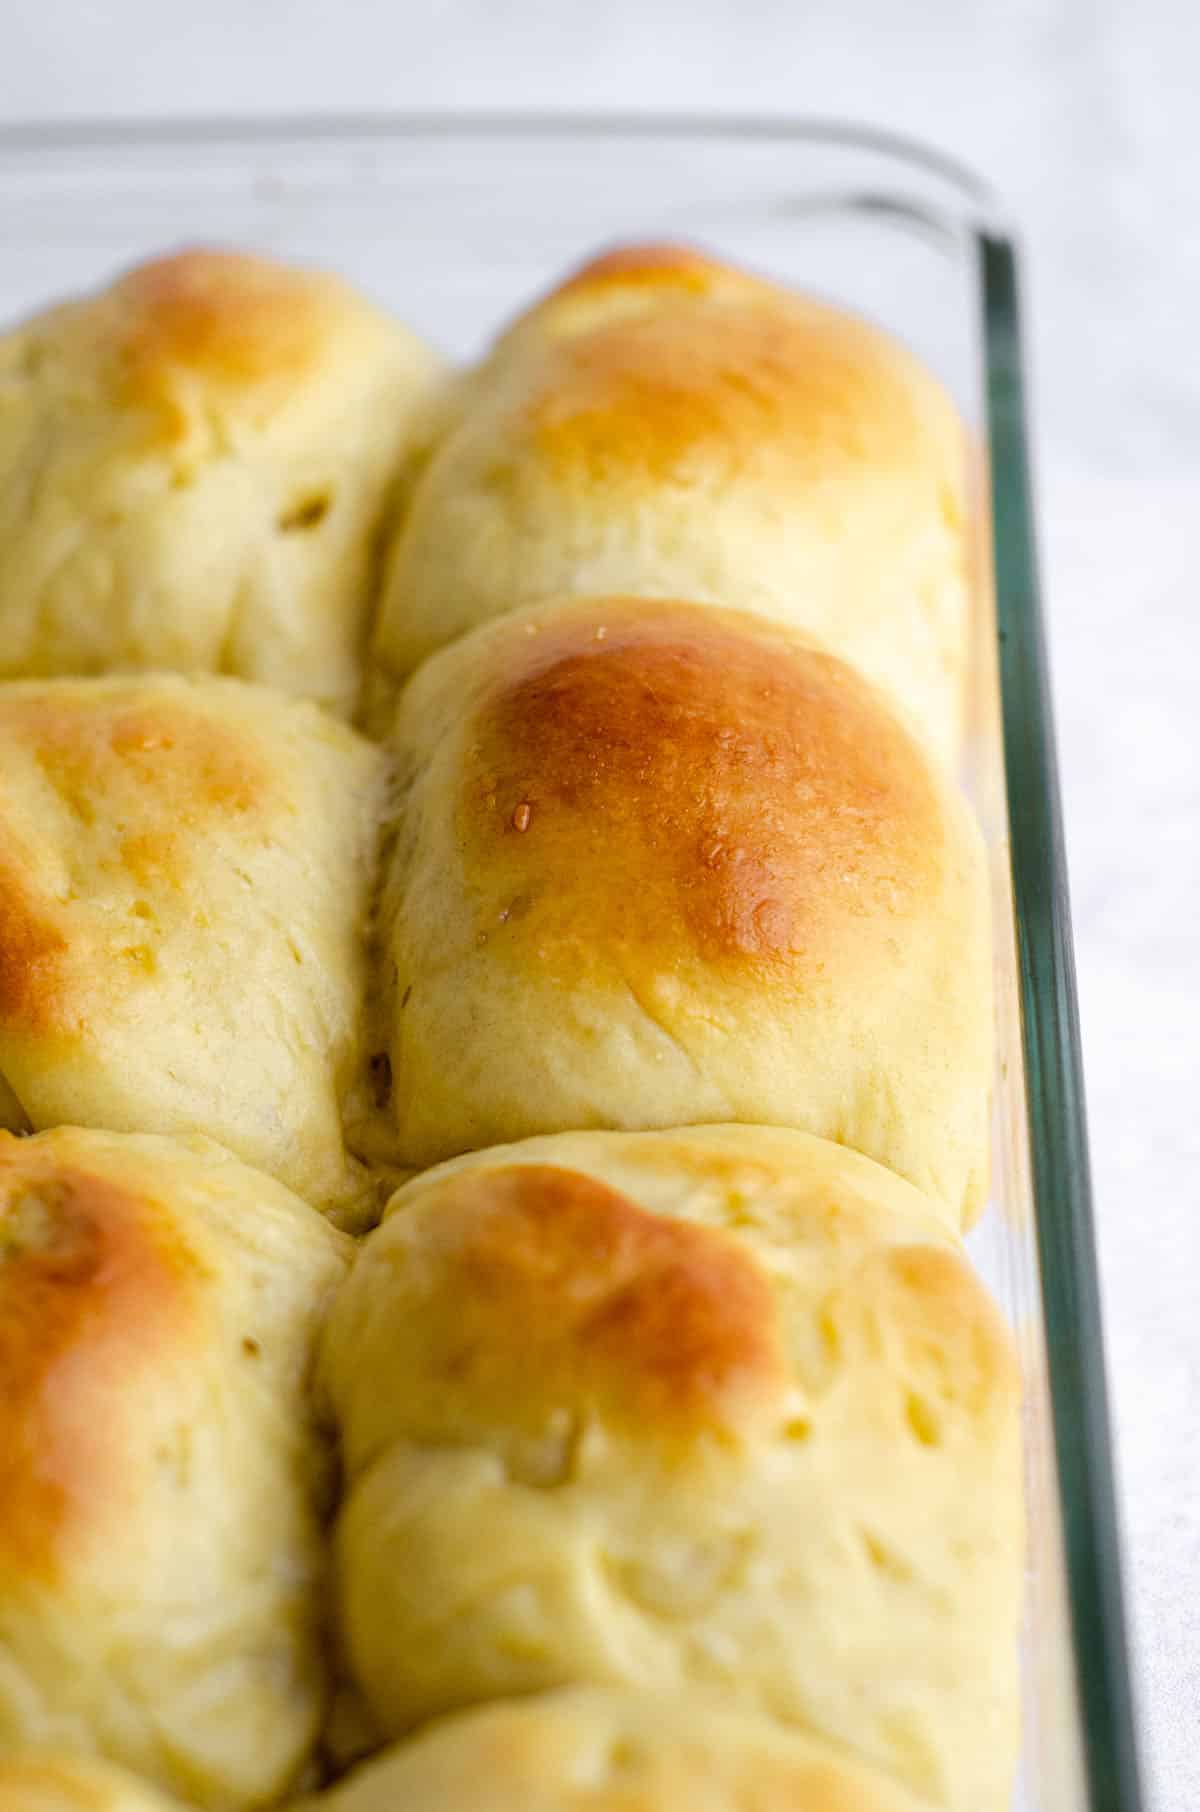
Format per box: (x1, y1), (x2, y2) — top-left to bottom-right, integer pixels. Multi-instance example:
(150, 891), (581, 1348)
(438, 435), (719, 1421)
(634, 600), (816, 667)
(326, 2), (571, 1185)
(0, 113), (1144, 1812)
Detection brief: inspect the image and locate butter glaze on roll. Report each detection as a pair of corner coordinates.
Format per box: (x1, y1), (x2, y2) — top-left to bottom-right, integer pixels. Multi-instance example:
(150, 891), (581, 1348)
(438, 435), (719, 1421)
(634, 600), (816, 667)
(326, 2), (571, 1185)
(0, 248), (441, 713)
(0, 674), (383, 1221)
(320, 1127), (1022, 1811)
(374, 596), (991, 1226)
(298, 1687), (937, 1811)
(373, 241), (968, 757)
(0, 1127), (350, 1809)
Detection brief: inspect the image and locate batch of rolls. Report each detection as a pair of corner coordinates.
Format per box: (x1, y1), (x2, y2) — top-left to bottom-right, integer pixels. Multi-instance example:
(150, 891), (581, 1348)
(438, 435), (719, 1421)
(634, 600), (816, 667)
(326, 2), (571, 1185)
(0, 242), (1022, 1812)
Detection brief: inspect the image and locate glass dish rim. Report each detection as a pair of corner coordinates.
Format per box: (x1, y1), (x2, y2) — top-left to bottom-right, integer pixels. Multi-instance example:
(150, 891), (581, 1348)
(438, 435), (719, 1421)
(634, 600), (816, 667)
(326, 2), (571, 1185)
(0, 108), (1144, 1812)
(0, 108), (989, 182)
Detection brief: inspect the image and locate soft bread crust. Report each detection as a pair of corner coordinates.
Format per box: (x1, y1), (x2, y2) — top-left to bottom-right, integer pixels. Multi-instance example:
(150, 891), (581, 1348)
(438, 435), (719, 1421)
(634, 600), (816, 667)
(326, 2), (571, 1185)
(375, 597), (991, 1226)
(0, 1753), (184, 1810)
(0, 1126), (350, 1809)
(301, 1687), (935, 1811)
(320, 1127), (1022, 1811)
(0, 248), (441, 713)
(373, 241), (968, 758)
(0, 674), (383, 1220)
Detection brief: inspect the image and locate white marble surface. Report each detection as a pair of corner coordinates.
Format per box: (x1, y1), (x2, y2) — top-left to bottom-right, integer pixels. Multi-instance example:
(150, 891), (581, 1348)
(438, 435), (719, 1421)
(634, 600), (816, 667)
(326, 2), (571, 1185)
(2, 4), (1197, 1806)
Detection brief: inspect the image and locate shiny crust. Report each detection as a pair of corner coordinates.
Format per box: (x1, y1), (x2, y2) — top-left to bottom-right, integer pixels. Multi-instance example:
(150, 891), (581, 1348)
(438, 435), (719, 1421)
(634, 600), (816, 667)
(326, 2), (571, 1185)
(546, 241), (753, 297)
(0, 675), (383, 1219)
(100, 250), (366, 432)
(302, 1687), (935, 1811)
(333, 1163), (787, 1466)
(511, 242), (770, 339)
(0, 248), (441, 711)
(321, 1127), (1021, 1810)
(467, 602), (943, 969)
(0, 1148), (197, 1579)
(0, 1126), (350, 1807)
(373, 241), (967, 757)
(375, 597), (991, 1225)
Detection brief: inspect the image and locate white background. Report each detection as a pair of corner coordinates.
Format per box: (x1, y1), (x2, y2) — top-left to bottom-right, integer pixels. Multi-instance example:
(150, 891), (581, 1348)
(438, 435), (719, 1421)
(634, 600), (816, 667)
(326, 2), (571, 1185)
(2, 4), (1197, 1805)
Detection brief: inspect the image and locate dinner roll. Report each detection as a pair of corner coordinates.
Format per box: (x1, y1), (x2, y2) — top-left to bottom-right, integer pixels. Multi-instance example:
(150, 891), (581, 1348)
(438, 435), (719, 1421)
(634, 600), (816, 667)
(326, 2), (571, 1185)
(373, 242), (968, 758)
(0, 675), (383, 1221)
(0, 1127), (350, 1809)
(300, 1688), (935, 1811)
(0, 1753), (184, 1811)
(373, 597), (991, 1226)
(321, 1127), (1022, 1812)
(0, 248), (440, 713)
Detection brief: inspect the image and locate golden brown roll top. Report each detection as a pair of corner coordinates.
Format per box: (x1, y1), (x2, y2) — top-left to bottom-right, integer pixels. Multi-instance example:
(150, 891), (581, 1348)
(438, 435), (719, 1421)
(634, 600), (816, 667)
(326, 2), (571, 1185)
(373, 596), (991, 1227)
(0, 1753), (186, 1810)
(0, 674), (383, 1221)
(0, 248), (441, 713)
(320, 1127), (1022, 1812)
(0, 1126), (350, 1809)
(300, 1688), (937, 1811)
(373, 241), (969, 758)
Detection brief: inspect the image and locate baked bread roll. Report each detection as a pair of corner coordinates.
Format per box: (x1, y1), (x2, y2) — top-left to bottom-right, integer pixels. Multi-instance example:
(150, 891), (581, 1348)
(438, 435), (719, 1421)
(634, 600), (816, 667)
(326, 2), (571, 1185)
(0, 248), (440, 714)
(0, 675), (383, 1221)
(373, 597), (991, 1226)
(0, 1754), (184, 1811)
(372, 242), (968, 759)
(300, 1687), (934, 1811)
(320, 1127), (1022, 1812)
(0, 1126), (350, 1809)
